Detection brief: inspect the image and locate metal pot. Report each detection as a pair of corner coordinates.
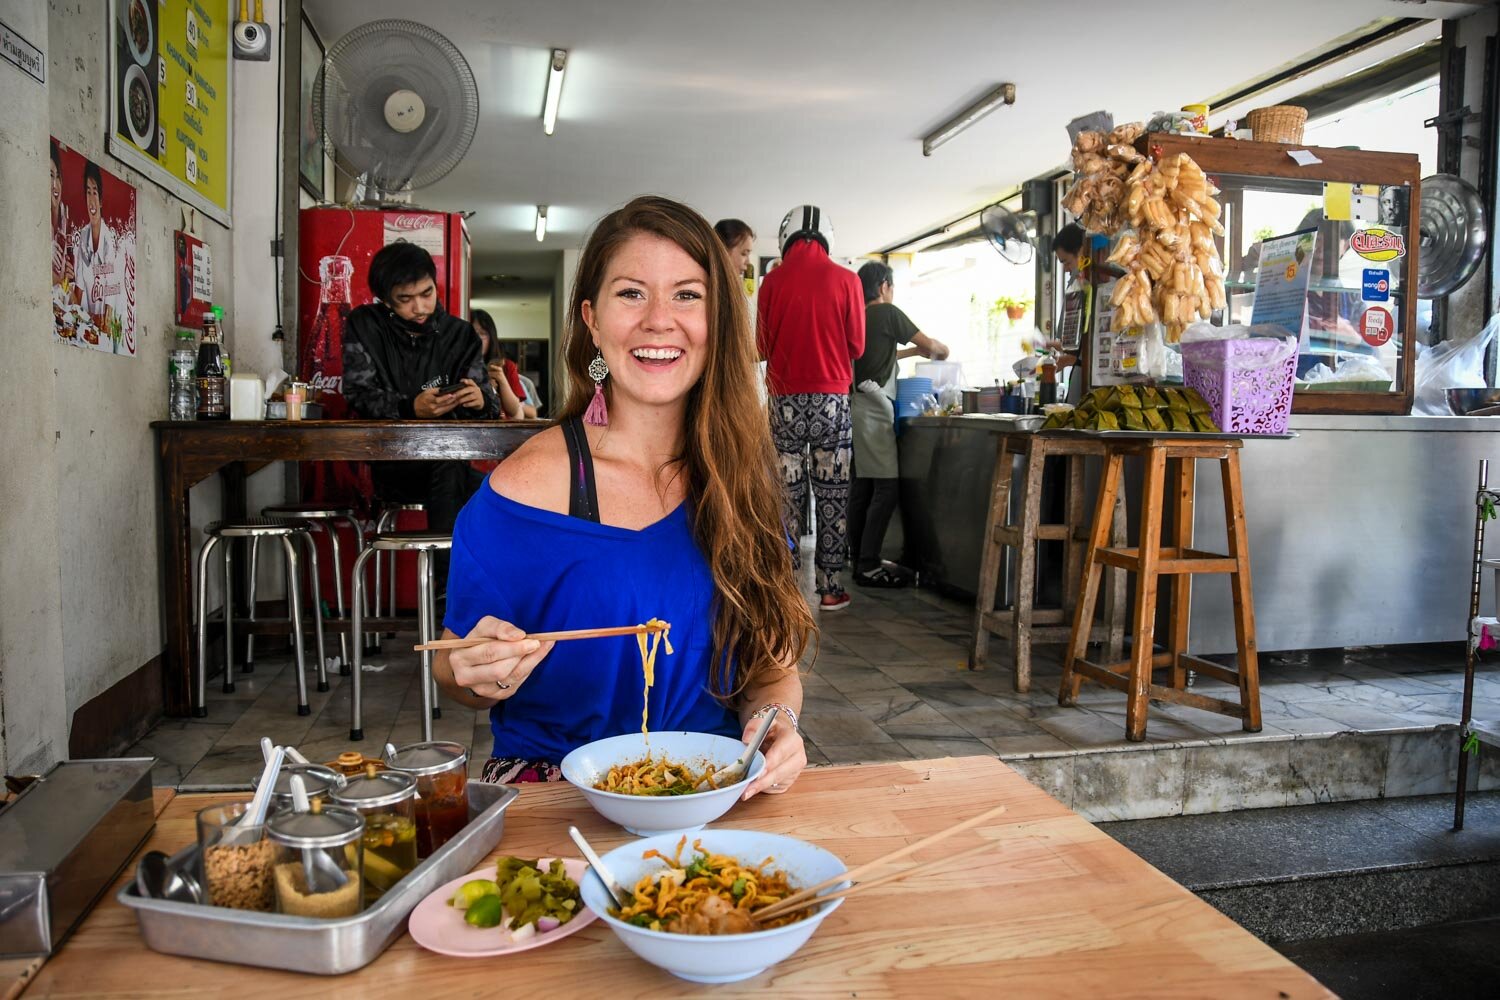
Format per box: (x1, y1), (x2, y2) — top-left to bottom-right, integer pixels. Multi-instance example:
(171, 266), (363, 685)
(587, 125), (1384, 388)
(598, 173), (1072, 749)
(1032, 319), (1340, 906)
(1446, 387), (1500, 415)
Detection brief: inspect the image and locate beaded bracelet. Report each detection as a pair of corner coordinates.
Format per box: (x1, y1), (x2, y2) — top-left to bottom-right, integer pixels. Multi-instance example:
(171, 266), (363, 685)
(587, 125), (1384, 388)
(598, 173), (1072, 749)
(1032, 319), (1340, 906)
(751, 702), (800, 735)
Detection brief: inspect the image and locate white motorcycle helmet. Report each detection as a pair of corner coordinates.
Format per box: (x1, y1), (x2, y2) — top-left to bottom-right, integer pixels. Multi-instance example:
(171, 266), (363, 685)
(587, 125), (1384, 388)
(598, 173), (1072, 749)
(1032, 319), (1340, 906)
(778, 205), (834, 255)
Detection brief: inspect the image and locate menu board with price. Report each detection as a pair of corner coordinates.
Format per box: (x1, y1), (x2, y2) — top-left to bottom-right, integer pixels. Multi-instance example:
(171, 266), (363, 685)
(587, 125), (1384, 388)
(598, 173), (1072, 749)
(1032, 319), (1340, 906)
(108, 0), (232, 225)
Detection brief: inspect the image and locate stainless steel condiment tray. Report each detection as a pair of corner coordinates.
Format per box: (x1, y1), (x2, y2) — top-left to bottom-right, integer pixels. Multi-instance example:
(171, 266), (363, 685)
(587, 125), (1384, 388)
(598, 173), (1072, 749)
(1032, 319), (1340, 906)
(119, 782), (518, 975)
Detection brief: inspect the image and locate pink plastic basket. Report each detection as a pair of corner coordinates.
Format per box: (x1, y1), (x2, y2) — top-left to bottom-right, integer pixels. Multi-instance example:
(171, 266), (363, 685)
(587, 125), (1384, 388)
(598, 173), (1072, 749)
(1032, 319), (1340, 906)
(1180, 337), (1298, 435)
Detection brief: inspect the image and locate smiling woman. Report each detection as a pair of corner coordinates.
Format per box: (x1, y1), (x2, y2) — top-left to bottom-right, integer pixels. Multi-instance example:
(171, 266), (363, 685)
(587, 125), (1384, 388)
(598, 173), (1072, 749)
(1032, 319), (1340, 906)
(434, 196), (813, 796)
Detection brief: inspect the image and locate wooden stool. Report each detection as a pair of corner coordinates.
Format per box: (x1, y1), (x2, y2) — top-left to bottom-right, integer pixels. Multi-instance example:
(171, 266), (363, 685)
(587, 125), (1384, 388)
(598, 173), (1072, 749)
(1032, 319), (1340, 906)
(969, 432), (1126, 692)
(1059, 436), (1262, 741)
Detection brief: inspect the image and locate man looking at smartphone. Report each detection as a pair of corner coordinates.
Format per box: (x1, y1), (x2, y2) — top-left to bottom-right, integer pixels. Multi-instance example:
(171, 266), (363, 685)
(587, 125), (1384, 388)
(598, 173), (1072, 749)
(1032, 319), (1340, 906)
(343, 242), (499, 564)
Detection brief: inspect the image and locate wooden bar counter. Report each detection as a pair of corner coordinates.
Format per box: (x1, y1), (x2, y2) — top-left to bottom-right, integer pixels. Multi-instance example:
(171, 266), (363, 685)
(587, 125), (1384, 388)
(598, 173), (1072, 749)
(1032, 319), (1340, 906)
(18, 758), (1331, 999)
(153, 419), (547, 716)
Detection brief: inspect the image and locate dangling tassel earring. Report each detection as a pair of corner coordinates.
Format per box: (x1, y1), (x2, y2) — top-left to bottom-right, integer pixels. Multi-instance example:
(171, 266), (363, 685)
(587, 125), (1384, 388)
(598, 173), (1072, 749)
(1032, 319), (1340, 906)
(584, 350), (610, 426)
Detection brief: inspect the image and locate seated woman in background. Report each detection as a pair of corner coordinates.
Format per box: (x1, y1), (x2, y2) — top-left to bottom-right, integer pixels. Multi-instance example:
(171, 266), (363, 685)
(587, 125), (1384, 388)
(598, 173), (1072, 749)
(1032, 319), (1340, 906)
(433, 196), (812, 796)
(471, 308), (528, 419)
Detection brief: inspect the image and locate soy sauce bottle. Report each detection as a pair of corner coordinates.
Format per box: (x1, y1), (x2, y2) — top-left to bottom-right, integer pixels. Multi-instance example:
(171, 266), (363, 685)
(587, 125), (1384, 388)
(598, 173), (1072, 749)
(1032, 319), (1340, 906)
(195, 310), (228, 420)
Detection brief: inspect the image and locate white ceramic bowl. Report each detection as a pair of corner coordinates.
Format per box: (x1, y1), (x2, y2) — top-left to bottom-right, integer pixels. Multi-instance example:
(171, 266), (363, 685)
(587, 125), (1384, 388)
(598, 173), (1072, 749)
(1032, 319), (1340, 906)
(560, 731), (764, 836)
(580, 829), (848, 984)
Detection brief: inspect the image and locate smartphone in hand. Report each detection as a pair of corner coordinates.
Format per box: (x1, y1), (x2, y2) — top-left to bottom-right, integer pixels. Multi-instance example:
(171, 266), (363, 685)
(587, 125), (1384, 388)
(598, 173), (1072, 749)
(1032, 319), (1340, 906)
(434, 382), (464, 397)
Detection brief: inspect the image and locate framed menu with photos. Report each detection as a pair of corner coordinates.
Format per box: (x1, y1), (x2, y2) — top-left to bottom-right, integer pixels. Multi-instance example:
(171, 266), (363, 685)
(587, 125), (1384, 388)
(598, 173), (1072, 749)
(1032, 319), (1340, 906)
(108, 0), (233, 225)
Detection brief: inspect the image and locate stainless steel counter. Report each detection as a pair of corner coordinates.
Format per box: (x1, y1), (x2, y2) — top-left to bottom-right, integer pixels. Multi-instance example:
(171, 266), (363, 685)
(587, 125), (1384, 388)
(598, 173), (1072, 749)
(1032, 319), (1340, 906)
(898, 413), (1499, 653)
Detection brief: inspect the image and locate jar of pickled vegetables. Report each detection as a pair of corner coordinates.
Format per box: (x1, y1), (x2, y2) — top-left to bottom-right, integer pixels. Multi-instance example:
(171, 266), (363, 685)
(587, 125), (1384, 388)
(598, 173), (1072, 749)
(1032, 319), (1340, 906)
(331, 764), (418, 906)
(385, 741), (469, 858)
(266, 800), (364, 918)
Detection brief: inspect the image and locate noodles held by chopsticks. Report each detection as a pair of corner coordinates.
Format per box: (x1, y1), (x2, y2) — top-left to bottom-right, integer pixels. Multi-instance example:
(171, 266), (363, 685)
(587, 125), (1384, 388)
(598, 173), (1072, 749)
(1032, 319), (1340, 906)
(594, 756), (720, 796)
(635, 619), (673, 741)
(611, 836), (807, 935)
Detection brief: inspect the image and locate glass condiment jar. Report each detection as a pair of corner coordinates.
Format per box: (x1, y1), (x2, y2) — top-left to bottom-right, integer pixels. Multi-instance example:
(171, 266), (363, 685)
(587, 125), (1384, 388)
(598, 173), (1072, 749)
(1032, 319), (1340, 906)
(257, 763), (346, 814)
(267, 800), (365, 918)
(385, 741), (469, 858)
(331, 764), (418, 906)
(197, 801), (274, 912)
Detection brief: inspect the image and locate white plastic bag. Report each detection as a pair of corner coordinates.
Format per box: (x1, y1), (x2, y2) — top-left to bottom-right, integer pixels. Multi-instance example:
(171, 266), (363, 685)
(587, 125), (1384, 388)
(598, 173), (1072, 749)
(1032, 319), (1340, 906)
(1180, 323), (1297, 371)
(1413, 314), (1500, 415)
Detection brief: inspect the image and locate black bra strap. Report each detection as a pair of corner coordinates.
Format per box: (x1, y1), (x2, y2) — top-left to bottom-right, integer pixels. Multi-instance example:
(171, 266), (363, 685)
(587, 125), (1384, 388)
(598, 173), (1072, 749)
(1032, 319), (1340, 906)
(561, 417), (602, 523)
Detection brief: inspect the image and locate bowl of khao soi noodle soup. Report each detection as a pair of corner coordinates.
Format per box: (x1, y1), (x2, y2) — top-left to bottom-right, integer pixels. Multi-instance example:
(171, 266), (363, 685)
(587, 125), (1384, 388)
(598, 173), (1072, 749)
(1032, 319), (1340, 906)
(580, 829), (848, 984)
(559, 620), (766, 836)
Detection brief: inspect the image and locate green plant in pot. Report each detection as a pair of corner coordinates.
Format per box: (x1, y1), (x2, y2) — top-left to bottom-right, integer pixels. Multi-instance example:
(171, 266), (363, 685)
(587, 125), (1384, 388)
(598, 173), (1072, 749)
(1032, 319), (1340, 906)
(993, 294), (1032, 322)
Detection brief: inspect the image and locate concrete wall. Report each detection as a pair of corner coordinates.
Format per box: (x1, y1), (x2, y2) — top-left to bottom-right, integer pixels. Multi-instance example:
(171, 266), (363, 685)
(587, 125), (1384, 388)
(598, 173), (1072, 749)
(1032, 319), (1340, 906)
(0, 0), (289, 770)
(0, 0), (68, 775)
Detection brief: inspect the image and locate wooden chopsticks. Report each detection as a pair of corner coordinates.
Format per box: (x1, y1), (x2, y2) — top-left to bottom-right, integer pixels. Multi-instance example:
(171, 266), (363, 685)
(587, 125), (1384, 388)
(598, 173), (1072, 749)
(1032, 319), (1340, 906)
(751, 802), (1008, 921)
(414, 622), (667, 652)
(754, 839), (998, 923)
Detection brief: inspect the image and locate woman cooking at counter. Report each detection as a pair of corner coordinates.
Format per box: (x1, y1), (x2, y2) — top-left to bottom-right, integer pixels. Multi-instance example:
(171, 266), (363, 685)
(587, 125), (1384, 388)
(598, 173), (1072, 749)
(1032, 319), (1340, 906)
(433, 196), (812, 798)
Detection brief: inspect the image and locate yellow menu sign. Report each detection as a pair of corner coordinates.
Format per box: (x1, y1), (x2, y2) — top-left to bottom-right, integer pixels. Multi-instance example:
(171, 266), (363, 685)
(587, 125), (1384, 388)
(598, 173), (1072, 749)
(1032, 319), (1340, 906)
(109, 0), (232, 225)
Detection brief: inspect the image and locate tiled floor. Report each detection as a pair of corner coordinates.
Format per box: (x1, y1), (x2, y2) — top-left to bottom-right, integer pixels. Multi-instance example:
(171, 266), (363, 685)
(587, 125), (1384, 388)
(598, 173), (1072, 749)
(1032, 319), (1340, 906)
(128, 567), (1500, 791)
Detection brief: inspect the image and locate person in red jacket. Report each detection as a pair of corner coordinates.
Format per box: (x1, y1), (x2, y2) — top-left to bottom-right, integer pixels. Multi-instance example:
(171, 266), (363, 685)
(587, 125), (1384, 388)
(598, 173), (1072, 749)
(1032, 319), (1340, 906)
(757, 205), (865, 611)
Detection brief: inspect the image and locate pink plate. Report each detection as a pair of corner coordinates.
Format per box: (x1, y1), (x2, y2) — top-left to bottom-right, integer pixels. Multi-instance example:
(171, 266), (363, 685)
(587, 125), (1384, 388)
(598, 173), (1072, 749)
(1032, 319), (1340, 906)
(407, 857), (598, 958)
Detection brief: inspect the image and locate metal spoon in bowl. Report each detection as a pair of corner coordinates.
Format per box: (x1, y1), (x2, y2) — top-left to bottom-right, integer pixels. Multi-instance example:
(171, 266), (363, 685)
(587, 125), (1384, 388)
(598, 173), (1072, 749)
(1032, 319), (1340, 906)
(568, 825), (630, 908)
(697, 707), (779, 791)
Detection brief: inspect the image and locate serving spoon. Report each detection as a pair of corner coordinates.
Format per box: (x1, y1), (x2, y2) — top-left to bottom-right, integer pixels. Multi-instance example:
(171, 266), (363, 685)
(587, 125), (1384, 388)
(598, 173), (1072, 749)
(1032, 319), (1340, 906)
(568, 825), (630, 908)
(697, 707), (778, 791)
(135, 850), (202, 904)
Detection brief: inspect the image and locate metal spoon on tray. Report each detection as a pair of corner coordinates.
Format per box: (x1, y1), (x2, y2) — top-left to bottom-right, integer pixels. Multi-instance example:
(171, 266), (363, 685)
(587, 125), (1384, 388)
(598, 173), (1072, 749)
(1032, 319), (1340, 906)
(135, 850), (202, 904)
(696, 707), (778, 791)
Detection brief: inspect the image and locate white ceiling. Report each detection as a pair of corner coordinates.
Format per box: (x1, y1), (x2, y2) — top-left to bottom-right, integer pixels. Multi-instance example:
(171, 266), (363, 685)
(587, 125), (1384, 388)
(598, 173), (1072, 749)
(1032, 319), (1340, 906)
(303, 0), (1481, 271)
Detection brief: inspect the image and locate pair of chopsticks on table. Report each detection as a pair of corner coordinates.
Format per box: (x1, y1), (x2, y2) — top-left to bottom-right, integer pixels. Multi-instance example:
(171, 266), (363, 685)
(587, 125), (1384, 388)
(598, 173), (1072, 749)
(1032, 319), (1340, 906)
(753, 803), (1008, 923)
(414, 621), (667, 653)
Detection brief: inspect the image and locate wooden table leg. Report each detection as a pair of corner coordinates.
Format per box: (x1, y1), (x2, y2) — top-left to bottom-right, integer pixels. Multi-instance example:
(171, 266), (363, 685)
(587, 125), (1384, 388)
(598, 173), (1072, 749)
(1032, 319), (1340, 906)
(1063, 453), (1086, 623)
(1060, 451), (1123, 707)
(1169, 456), (1196, 691)
(1105, 485), (1128, 662)
(1012, 444), (1046, 693)
(1126, 447), (1167, 742)
(159, 445), (196, 717)
(968, 436), (1012, 672)
(1221, 450), (1263, 732)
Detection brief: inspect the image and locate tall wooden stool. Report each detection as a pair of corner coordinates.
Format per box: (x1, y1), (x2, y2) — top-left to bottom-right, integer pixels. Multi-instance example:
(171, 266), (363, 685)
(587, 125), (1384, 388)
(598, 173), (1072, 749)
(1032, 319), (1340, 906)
(1059, 436), (1261, 741)
(969, 432), (1126, 692)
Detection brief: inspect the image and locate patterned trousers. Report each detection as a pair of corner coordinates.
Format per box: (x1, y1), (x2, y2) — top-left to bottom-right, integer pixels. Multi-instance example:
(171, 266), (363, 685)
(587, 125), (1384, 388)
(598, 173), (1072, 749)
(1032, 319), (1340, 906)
(770, 392), (852, 595)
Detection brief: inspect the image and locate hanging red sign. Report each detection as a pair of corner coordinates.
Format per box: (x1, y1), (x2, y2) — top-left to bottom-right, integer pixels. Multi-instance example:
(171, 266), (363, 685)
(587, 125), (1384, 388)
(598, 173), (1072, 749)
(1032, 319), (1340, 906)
(1360, 306), (1394, 347)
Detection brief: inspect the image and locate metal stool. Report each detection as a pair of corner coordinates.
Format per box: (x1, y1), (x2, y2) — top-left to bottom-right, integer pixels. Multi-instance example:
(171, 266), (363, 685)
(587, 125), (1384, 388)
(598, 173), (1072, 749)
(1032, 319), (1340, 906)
(195, 519), (329, 718)
(349, 530), (452, 742)
(371, 502), (425, 646)
(261, 502), (365, 672)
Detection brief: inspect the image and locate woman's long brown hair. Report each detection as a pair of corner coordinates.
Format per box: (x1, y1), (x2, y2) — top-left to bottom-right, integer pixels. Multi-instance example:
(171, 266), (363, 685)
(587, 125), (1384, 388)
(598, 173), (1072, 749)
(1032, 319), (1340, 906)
(556, 196), (814, 700)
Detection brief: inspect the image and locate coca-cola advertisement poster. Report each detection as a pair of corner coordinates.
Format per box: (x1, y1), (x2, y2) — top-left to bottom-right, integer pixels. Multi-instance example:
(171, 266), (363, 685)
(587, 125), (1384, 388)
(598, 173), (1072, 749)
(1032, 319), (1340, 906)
(50, 137), (138, 357)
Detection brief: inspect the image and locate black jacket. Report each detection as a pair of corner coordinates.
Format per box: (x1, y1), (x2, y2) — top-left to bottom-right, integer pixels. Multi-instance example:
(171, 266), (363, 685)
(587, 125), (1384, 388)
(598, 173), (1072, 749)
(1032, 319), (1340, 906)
(341, 304), (500, 420)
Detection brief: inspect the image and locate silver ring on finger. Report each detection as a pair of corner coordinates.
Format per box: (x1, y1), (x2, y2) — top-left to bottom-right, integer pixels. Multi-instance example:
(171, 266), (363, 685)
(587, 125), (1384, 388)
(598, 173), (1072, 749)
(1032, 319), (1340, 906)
(497, 681), (511, 690)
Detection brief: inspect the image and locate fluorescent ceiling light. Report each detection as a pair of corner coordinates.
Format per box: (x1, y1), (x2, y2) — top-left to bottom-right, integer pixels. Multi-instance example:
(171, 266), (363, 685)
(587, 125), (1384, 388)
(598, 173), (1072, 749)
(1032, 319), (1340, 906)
(542, 48), (567, 135)
(535, 205), (548, 242)
(922, 83), (1016, 156)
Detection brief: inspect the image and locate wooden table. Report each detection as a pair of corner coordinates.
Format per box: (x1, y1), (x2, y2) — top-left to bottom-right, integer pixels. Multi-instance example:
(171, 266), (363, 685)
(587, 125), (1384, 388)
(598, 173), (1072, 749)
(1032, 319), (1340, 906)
(153, 420), (547, 716)
(19, 758), (1331, 999)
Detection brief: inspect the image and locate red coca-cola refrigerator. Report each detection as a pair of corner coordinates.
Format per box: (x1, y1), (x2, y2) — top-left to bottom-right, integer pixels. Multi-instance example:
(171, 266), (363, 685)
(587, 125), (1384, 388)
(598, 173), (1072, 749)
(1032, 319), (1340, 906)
(296, 207), (471, 614)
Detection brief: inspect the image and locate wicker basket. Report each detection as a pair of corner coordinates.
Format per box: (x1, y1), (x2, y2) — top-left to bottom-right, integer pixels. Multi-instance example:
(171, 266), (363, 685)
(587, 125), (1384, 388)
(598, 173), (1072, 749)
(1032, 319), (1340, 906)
(1246, 105), (1308, 144)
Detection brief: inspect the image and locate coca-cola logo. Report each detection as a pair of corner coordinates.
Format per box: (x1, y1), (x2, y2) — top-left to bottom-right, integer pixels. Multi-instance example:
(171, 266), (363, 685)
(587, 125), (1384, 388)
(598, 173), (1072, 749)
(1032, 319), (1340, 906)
(309, 372), (343, 394)
(387, 214), (440, 232)
(1351, 228), (1406, 262)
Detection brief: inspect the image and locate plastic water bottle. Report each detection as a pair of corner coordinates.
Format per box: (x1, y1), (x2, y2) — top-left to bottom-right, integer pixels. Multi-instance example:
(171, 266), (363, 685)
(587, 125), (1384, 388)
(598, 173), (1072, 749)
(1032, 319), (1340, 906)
(169, 328), (196, 420)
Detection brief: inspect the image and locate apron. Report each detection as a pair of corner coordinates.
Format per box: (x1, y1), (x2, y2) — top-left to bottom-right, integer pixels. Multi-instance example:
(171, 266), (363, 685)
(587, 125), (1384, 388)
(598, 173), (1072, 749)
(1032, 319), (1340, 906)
(851, 368), (899, 479)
